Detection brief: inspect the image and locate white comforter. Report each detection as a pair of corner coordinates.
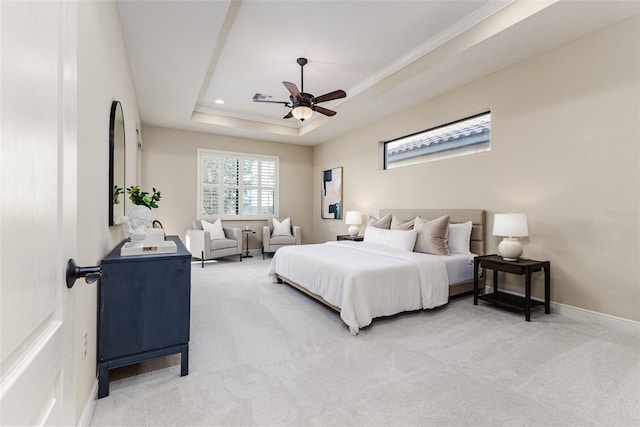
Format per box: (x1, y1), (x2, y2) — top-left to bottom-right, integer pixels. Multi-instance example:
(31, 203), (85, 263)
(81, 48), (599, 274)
(267, 241), (449, 334)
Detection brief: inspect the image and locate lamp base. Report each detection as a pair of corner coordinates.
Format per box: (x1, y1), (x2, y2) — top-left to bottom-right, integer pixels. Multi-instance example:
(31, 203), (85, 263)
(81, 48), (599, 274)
(498, 237), (522, 261)
(348, 225), (359, 237)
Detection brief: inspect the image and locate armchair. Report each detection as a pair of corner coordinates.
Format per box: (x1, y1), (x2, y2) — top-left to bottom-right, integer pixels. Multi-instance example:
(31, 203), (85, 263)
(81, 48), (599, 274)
(186, 220), (242, 267)
(262, 217), (301, 259)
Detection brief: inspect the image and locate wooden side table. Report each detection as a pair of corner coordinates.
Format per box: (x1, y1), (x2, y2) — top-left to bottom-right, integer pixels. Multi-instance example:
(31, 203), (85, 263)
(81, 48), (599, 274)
(242, 229), (255, 258)
(474, 254), (550, 321)
(337, 235), (364, 241)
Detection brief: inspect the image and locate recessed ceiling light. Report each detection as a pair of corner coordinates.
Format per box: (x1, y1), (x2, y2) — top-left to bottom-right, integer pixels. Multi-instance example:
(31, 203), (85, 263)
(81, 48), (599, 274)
(214, 99), (224, 105)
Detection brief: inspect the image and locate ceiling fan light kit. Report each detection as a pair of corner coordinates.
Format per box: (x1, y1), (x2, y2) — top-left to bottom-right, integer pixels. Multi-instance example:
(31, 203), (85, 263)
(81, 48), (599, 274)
(292, 105), (313, 121)
(253, 57), (346, 122)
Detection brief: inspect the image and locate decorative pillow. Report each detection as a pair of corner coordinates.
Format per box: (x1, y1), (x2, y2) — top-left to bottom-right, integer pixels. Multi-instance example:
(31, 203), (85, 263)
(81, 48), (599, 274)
(267, 217), (290, 233)
(367, 213), (392, 229)
(363, 226), (417, 251)
(414, 215), (450, 255)
(201, 218), (226, 240)
(390, 215), (414, 231)
(272, 217), (293, 237)
(448, 221), (473, 254)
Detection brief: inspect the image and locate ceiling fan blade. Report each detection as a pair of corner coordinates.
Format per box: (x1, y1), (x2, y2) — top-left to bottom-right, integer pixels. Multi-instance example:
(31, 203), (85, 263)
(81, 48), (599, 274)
(283, 111), (293, 119)
(252, 99), (290, 105)
(313, 106), (336, 117)
(313, 89), (346, 104)
(282, 81), (301, 98)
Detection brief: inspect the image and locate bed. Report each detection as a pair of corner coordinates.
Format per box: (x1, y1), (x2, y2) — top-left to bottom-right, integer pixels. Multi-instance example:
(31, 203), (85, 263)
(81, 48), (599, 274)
(268, 209), (485, 334)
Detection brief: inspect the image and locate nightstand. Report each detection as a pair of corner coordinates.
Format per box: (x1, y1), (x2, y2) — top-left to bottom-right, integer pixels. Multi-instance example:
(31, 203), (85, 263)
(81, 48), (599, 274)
(337, 235), (364, 241)
(474, 254), (550, 321)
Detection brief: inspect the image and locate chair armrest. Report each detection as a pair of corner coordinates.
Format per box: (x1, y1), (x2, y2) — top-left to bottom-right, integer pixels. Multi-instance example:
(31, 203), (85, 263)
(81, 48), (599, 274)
(262, 225), (271, 251)
(185, 229), (210, 258)
(292, 226), (302, 245)
(223, 227), (242, 252)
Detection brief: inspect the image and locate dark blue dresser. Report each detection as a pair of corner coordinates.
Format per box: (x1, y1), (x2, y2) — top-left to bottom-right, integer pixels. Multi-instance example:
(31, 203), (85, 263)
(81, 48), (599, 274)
(98, 235), (191, 398)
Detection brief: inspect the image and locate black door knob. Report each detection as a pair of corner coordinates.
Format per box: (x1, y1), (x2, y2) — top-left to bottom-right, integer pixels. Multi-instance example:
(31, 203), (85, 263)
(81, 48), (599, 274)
(66, 258), (101, 288)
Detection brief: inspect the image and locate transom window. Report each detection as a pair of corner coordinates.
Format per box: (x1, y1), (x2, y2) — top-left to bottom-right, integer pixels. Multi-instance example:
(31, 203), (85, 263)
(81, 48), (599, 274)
(197, 149), (278, 220)
(383, 111), (491, 169)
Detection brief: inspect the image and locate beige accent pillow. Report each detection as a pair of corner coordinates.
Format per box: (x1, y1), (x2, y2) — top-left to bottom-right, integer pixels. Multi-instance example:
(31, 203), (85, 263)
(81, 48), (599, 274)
(414, 215), (450, 255)
(390, 215), (415, 230)
(367, 213), (392, 229)
(201, 218), (226, 240)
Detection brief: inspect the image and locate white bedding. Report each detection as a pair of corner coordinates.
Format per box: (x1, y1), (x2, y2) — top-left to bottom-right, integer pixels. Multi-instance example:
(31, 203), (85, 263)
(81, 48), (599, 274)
(440, 253), (478, 285)
(267, 241), (449, 334)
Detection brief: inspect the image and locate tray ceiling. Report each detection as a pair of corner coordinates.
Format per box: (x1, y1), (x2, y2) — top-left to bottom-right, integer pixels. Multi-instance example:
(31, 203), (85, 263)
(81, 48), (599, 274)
(117, 0), (640, 145)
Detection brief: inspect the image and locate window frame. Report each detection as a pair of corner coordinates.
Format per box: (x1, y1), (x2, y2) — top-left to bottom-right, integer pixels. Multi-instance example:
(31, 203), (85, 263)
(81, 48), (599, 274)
(382, 111), (491, 170)
(197, 148), (279, 220)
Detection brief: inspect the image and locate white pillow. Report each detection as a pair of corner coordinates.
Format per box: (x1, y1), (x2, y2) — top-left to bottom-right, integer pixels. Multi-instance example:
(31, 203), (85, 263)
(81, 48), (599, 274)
(201, 219), (226, 240)
(272, 217), (292, 237)
(448, 221), (473, 254)
(363, 226), (417, 251)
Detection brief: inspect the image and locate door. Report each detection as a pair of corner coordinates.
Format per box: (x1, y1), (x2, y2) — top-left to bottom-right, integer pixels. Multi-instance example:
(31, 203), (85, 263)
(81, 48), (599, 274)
(1, 1), (77, 425)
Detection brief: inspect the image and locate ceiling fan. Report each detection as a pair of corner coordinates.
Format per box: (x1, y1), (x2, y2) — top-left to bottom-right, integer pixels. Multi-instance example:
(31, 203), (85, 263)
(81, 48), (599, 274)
(253, 58), (347, 121)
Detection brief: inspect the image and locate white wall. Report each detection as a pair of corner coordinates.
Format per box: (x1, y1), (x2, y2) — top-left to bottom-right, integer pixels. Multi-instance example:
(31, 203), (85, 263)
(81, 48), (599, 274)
(140, 125), (313, 250)
(313, 15), (640, 321)
(76, 0), (140, 421)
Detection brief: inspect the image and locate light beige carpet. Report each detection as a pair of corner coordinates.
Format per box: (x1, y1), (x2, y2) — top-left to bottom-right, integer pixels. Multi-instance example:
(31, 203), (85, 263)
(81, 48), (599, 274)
(91, 255), (640, 426)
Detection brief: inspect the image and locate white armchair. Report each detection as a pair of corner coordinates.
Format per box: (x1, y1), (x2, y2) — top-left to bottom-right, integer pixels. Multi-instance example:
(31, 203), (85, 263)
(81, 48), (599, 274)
(186, 220), (242, 267)
(262, 217), (301, 259)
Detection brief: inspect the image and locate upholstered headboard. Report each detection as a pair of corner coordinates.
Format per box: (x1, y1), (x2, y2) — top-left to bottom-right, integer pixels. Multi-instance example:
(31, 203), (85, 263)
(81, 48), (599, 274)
(379, 209), (486, 256)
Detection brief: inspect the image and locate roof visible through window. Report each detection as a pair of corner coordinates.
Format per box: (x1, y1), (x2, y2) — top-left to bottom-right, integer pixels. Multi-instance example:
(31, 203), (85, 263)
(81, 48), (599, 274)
(384, 111), (491, 169)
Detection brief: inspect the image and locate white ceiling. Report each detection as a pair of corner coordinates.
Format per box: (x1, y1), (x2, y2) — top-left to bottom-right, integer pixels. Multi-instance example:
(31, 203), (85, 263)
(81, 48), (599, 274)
(117, 0), (640, 146)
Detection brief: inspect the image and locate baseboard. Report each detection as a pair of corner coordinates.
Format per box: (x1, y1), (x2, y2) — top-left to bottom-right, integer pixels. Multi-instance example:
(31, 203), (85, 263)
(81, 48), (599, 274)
(77, 378), (98, 427)
(550, 301), (640, 338)
(484, 286), (640, 338)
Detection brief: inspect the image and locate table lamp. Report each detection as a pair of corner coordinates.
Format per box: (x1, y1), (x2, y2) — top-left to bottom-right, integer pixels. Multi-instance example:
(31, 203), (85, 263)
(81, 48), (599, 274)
(493, 213), (528, 261)
(345, 211), (362, 237)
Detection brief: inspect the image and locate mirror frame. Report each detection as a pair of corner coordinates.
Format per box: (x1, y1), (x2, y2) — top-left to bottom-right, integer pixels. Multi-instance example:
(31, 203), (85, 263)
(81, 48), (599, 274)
(109, 100), (126, 226)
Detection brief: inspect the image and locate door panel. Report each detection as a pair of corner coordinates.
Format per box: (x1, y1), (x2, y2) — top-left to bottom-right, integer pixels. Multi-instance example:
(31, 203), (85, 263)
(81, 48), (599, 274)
(1, 1), (76, 425)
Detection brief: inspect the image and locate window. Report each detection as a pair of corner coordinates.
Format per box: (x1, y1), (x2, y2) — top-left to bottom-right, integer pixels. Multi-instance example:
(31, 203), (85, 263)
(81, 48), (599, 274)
(383, 111), (491, 169)
(197, 149), (278, 219)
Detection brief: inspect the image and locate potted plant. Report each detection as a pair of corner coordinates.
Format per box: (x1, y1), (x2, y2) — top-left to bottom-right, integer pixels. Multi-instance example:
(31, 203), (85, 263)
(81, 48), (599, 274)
(126, 186), (161, 209)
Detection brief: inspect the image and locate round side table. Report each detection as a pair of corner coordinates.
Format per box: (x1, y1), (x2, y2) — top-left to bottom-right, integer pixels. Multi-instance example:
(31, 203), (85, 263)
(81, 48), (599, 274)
(242, 229), (255, 258)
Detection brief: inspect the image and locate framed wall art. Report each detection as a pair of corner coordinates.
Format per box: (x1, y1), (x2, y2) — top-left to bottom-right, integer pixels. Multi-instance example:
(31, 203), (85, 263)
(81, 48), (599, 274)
(321, 167), (342, 219)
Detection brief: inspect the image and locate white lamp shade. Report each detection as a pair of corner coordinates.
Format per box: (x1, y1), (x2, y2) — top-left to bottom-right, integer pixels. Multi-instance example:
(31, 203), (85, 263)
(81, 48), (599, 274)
(292, 105), (312, 120)
(345, 211), (362, 237)
(345, 211), (362, 225)
(493, 213), (529, 237)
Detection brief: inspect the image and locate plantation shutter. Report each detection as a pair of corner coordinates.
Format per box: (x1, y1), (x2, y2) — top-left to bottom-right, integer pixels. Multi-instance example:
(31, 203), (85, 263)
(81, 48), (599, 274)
(201, 156), (220, 216)
(260, 159), (276, 215)
(198, 150), (278, 219)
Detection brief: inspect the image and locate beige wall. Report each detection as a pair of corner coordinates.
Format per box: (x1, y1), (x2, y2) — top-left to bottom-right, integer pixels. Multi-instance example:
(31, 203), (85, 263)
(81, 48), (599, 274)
(76, 0), (140, 421)
(313, 16), (640, 321)
(140, 125), (313, 250)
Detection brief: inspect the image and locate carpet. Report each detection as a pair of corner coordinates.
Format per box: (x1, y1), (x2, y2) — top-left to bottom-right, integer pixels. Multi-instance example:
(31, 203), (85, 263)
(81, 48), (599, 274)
(91, 256), (640, 426)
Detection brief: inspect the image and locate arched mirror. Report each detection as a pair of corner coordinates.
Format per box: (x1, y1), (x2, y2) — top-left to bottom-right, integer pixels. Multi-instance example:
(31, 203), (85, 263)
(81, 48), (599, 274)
(109, 100), (126, 226)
